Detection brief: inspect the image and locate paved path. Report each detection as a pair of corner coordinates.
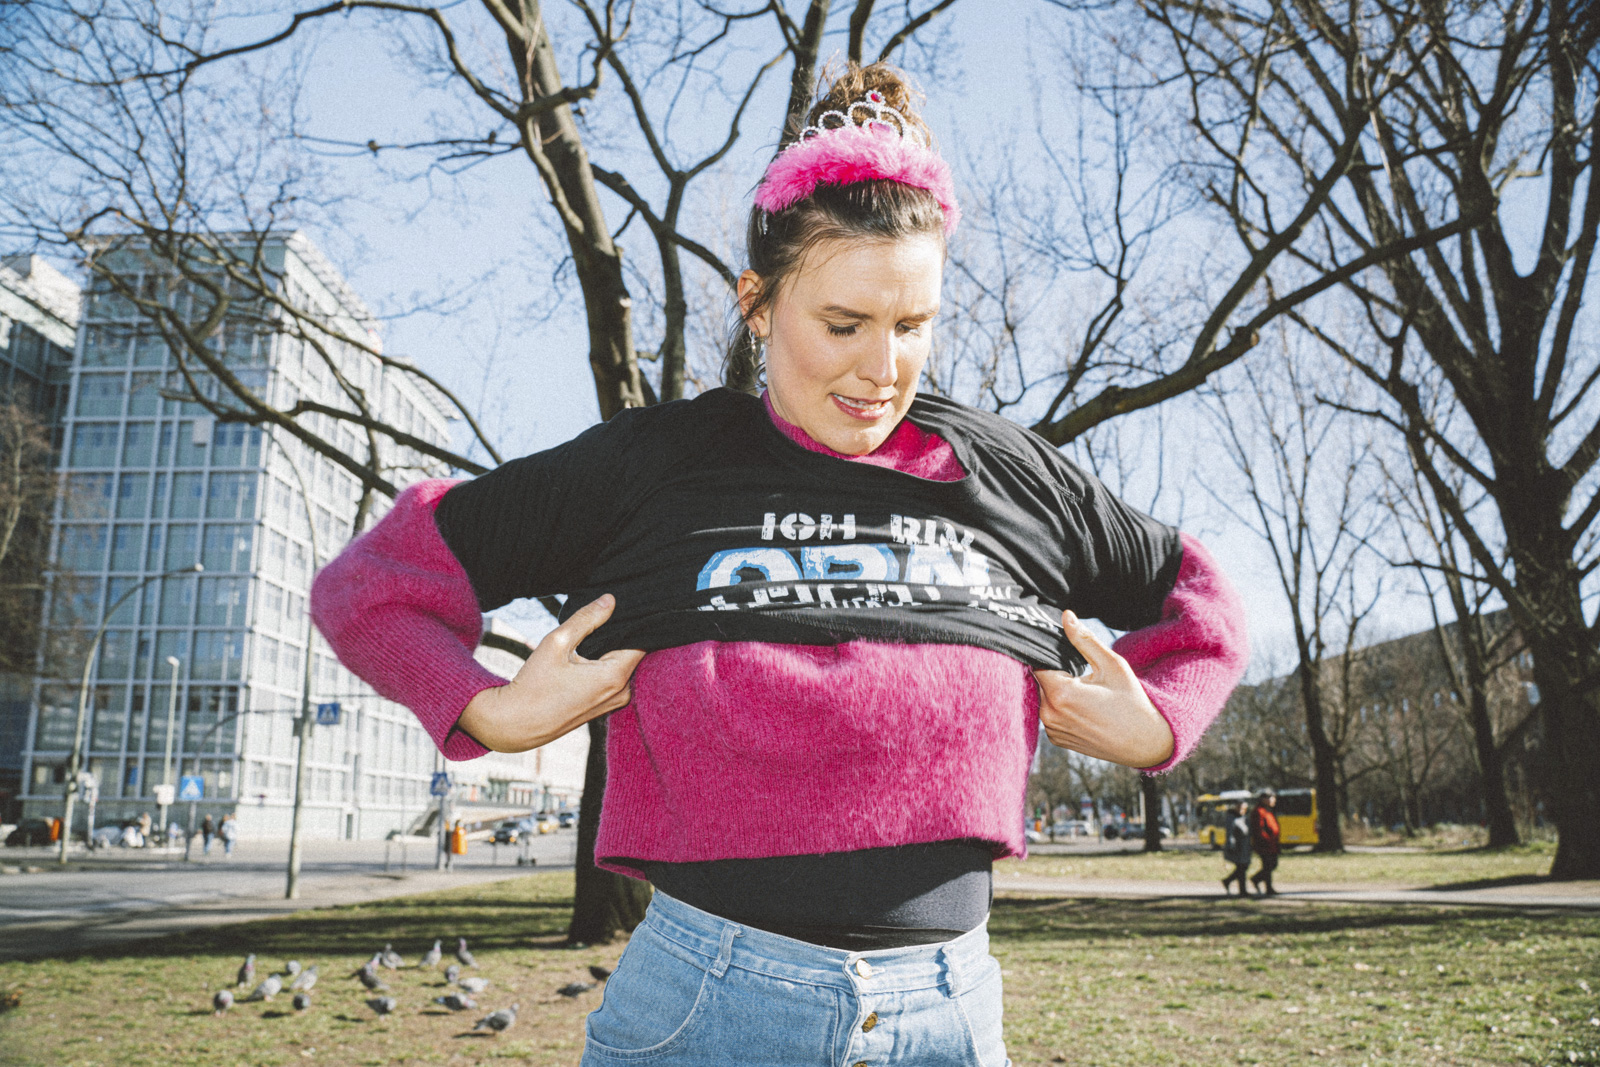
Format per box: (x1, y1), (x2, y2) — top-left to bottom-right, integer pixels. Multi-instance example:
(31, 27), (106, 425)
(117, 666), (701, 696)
(0, 833), (578, 961)
(994, 871), (1600, 910)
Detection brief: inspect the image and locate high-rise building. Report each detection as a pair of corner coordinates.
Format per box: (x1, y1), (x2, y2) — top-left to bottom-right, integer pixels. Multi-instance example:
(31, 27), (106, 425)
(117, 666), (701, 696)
(0, 255), (79, 821)
(15, 232), (584, 840)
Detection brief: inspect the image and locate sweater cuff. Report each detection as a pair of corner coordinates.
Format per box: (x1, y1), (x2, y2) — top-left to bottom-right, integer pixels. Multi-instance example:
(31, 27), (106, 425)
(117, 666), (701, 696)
(1113, 532), (1249, 773)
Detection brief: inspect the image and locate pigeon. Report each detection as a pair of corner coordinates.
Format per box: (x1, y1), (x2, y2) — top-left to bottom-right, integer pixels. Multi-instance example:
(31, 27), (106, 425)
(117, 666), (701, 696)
(443, 964), (461, 985)
(283, 960), (302, 977)
(246, 974), (282, 1001)
(456, 937), (477, 968)
(433, 992), (477, 1011)
(289, 964), (318, 992)
(471, 1002), (518, 1033)
(557, 981), (596, 997)
(418, 939), (442, 969)
(292, 992), (312, 1012)
(213, 989), (233, 1014)
(458, 976), (489, 994)
(236, 954), (256, 987)
(366, 996), (398, 1016)
(588, 964), (613, 982)
(356, 966), (387, 992)
(380, 943), (404, 970)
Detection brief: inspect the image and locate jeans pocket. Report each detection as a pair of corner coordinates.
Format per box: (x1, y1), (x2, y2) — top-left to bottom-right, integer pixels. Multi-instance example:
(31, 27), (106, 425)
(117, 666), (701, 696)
(584, 928), (714, 1060)
(953, 955), (1008, 1067)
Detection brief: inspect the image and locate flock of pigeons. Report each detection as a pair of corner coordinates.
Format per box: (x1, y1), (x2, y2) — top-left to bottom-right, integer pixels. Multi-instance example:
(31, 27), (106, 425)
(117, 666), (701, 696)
(207, 937), (599, 1035)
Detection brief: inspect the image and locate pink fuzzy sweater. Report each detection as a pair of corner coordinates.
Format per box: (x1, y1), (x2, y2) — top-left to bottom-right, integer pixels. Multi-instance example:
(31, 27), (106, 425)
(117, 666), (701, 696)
(310, 400), (1248, 876)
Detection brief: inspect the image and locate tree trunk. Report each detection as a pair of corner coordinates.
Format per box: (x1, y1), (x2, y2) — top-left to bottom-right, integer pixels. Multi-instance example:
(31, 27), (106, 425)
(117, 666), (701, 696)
(1467, 678), (1521, 848)
(1140, 775), (1163, 852)
(1525, 611), (1600, 879)
(1296, 659), (1345, 852)
(567, 716), (651, 944)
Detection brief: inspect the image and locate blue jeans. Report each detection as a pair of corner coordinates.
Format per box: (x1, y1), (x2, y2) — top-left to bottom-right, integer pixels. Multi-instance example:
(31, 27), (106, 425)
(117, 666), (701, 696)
(582, 890), (1010, 1066)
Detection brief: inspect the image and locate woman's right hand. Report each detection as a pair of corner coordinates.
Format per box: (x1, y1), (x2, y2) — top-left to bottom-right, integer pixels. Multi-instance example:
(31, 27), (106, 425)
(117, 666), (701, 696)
(457, 594), (646, 753)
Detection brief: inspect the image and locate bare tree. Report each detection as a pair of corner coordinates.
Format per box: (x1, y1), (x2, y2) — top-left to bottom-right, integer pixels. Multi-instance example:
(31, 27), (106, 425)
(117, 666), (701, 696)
(1205, 337), (1385, 851)
(0, 397), (61, 674)
(1376, 455), (1534, 845)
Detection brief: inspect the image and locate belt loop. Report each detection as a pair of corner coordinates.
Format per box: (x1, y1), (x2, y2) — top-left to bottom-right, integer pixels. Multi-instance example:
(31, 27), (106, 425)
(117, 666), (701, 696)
(939, 945), (965, 997)
(710, 922), (740, 978)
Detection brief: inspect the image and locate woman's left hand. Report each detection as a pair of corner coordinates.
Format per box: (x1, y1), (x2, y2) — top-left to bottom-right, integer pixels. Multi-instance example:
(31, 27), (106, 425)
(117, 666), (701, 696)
(1032, 610), (1174, 769)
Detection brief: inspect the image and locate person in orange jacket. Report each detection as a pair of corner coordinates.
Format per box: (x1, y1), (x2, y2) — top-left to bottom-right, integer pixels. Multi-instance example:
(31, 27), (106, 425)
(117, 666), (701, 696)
(1249, 789), (1281, 895)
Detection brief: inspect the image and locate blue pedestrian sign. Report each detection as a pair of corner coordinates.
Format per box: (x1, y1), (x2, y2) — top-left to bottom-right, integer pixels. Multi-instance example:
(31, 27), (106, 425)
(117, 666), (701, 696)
(315, 702), (341, 726)
(429, 772), (452, 797)
(178, 775), (204, 801)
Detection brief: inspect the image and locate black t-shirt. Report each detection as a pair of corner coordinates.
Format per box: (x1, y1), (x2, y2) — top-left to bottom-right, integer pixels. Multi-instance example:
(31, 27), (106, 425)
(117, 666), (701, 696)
(433, 388), (1183, 948)
(435, 388), (1181, 670)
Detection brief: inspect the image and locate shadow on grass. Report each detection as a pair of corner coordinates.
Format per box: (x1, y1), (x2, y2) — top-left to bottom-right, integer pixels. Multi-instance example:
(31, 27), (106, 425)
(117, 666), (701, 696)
(989, 896), (1511, 944)
(1425, 873), (1554, 891)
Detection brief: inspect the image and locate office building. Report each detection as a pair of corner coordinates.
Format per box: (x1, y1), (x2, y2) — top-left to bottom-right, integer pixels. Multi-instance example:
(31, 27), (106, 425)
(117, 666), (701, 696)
(15, 232), (583, 839)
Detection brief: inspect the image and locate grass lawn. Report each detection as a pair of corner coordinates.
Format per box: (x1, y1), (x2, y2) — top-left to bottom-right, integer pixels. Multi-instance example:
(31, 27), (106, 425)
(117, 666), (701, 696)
(0, 868), (1595, 1066)
(999, 841), (1561, 888)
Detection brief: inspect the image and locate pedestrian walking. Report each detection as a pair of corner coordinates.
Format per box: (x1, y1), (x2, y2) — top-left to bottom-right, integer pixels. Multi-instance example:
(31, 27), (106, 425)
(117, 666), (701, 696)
(310, 61), (1250, 1066)
(218, 813), (238, 857)
(1249, 789), (1281, 895)
(1220, 800), (1252, 896)
(136, 810), (152, 846)
(200, 814), (216, 855)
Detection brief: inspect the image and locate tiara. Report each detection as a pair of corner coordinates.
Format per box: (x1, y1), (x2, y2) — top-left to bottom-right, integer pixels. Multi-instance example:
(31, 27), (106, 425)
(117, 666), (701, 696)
(754, 89), (959, 235)
(798, 90), (928, 149)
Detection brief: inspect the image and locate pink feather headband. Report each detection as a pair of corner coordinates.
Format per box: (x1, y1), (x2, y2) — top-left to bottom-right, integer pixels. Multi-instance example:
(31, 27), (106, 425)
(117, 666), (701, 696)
(754, 121), (961, 236)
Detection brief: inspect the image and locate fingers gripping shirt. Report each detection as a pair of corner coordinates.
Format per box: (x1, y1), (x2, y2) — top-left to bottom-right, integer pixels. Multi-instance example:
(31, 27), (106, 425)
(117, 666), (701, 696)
(432, 388), (1184, 670)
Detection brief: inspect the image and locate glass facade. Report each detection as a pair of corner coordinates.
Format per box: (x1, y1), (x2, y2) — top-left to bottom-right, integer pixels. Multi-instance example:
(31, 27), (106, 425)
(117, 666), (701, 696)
(18, 235), (466, 840)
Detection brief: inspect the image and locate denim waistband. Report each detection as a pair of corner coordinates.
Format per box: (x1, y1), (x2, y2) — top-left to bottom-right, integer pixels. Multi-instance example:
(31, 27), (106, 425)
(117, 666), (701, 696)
(641, 890), (992, 996)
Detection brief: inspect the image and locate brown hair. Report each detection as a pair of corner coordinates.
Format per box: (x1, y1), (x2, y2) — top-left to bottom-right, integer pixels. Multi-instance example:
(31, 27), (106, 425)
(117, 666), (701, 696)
(725, 62), (946, 392)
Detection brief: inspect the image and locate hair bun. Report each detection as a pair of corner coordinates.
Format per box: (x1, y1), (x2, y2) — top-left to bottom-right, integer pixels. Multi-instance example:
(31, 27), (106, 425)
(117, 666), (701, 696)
(800, 62), (932, 147)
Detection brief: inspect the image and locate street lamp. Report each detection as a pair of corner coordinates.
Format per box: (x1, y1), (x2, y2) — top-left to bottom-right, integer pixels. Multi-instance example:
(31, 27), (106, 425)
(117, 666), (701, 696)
(58, 562), (204, 864)
(157, 654), (181, 847)
(268, 435), (320, 900)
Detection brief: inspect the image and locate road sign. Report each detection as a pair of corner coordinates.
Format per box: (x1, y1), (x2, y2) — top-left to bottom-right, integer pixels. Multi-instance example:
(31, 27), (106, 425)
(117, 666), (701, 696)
(178, 775), (204, 801)
(153, 784), (175, 806)
(429, 772), (451, 797)
(315, 701), (341, 726)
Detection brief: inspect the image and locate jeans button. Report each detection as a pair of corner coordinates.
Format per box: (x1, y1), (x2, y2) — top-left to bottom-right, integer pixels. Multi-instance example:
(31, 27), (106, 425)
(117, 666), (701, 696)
(854, 959), (874, 978)
(862, 1011), (879, 1032)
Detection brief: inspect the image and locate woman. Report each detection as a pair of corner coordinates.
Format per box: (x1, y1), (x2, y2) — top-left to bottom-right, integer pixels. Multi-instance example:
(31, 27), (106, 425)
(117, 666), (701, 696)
(1250, 789), (1281, 895)
(312, 64), (1247, 1066)
(1221, 799), (1252, 896)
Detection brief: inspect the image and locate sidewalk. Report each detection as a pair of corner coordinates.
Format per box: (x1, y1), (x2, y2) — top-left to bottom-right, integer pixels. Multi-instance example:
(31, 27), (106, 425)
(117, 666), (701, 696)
(0, 834), (577, 961)
(994, 870), (1600, 910)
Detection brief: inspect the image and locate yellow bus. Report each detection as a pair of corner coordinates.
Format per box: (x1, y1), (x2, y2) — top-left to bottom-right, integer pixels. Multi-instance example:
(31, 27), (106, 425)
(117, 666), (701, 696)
(1274, 787), (1319, 848)
(1196, 788), (1319, 849)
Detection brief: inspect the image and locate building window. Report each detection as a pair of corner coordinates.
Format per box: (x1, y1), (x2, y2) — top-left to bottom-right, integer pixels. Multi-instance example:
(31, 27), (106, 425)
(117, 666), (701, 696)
(158, 573), (196, 626)
(109, 524), (143, 572)
(115, 473), (150, 519)
(81, 324), (133, 367)
(121, 421), (157, 466)
(68, 423), (120, 467)
(63, 474), (115, 520)
(164, 523), (198, 570)
(207, 472), (258, 520)
(75, 373), (125, 417)
(197, 576), (249, 626)
(170, 473), (204, 518)
(57, 524), (109, 571)
(202, 524), (254, 573)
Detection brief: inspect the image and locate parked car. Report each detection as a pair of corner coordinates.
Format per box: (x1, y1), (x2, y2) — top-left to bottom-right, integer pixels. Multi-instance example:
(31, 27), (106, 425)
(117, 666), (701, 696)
(557, 811), (577, 829)
(4, 817), (55, 847)
(492, 820), (524, 845)
(1103, 820), (1171, 841)
(535, 813), (557, 834)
